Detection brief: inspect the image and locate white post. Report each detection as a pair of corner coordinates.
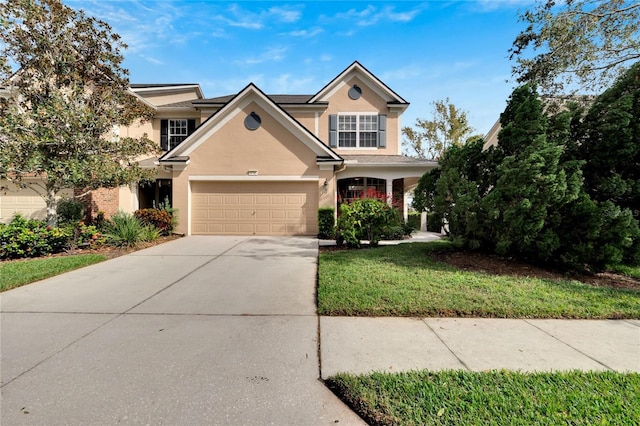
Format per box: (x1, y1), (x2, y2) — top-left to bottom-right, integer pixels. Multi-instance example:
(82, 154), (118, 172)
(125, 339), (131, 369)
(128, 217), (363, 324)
(420, 212), (427, 232)
(403, 191), (408, 222)
(386, 178), (393, 206)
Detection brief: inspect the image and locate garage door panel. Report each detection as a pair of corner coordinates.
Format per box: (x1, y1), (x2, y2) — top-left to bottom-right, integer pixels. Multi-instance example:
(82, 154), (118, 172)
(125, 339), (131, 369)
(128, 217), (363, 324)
(255, 195), (270, 205)
(255, 209), (270, 219)
(190, 181), (317, 236)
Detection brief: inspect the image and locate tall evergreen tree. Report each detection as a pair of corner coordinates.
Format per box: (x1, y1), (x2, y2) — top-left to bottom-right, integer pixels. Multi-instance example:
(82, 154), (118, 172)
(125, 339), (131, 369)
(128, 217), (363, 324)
(482, 84), (582, 260)
(580, 62), (640, 214)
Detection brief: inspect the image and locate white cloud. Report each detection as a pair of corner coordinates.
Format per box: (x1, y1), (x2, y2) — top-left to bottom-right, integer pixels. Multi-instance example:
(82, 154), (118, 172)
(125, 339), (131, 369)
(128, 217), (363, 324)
(473, 0), (537, 12)
(236, 47), (288, 65)
(140, 55), (163, 65)
(333, 5), (424, 27)
(286, 28), (323, 38)
(271, 74), (315, 93)
(213, 3), (303, 30)
(200, 74), (266, 94)
(268, 6), (302, 23)
(381, 65), (426, 81)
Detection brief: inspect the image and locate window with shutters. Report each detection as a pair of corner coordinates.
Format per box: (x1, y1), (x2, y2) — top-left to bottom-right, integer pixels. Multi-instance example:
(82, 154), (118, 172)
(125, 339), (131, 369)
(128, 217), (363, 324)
(160, 119), (196, 151)
(330, 114), (386, 149)
(168, 119), (189, 150)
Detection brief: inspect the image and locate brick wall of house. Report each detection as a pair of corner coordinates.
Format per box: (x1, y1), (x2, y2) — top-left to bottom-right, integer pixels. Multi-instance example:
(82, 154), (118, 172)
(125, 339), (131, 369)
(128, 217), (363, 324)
(75, 187), (120, 220)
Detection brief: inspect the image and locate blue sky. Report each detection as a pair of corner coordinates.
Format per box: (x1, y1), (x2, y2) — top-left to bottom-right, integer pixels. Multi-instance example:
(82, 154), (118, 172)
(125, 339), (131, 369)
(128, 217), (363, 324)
(67, 0), (534, 137)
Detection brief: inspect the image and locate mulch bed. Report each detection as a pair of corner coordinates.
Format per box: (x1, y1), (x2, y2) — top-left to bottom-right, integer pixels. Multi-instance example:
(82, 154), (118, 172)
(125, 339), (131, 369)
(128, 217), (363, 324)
(431, 250), (640, 291)
(1, 234), (184, 264)
(64, 234), (184, 259)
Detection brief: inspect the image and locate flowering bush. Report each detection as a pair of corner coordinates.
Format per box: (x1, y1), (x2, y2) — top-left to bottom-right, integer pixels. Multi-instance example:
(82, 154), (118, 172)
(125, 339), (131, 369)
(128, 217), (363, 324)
(0, 215), (70, 259)
(134, 208), (172, 235)
(74, 222), (105, 247)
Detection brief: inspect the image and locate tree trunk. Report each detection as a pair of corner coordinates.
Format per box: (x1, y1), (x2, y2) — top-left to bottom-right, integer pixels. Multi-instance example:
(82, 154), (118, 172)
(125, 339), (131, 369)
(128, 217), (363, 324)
(45, 187), (58, 227)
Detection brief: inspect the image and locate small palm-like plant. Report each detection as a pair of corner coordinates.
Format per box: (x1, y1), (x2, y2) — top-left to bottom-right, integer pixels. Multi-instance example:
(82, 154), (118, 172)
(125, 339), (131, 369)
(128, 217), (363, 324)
(104, 211), (144, 247)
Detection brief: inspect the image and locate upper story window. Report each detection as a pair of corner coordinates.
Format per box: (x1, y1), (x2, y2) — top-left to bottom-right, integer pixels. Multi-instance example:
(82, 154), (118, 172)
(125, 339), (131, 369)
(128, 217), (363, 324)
(330, 113), (386, 149)
(161, 119), (196, 151)
(338, 114), (378, 148)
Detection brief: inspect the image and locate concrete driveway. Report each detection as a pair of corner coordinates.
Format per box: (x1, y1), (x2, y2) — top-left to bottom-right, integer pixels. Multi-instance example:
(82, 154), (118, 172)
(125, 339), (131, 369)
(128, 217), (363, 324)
(1, 236), (364, 425)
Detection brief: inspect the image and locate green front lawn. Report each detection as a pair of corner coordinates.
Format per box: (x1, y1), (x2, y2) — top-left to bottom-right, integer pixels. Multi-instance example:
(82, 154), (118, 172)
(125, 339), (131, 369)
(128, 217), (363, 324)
(318, 242), (640, 318)
(610, 264), (640, 279)
(327, 370), (640, 426)
(0, 254), (107, 291)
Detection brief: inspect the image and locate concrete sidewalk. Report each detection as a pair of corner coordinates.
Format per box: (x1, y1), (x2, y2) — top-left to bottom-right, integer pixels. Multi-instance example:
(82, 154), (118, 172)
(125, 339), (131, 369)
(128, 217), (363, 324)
(320, 317), (640, 378)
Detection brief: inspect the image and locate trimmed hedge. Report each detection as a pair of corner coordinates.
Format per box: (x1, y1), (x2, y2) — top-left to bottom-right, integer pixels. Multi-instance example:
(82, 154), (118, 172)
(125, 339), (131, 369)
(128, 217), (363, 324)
(318, 207), (335, 239)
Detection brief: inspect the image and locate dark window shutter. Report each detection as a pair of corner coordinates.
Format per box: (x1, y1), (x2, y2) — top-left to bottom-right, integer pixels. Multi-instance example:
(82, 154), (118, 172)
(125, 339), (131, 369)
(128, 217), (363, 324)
(187, 119), (196, 135)
(329, 114), (337, 148)
(160, 119), (168, 151)
(378, 115), (387, 148)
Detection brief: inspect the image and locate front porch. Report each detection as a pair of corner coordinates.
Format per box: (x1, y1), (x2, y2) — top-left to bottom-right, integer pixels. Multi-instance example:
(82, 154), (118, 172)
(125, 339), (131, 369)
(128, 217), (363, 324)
(335, 155), (439, 221)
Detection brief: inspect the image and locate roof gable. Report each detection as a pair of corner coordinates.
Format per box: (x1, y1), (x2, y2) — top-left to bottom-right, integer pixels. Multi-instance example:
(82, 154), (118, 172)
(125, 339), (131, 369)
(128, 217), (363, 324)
(309, 61), (408, 105)
(159, 83), (342, 162)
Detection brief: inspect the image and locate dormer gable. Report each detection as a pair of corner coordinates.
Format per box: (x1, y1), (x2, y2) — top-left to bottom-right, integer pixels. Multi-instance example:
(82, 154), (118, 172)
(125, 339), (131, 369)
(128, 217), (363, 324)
(309, 61), (409, 113)
(159, 83), (342, 165)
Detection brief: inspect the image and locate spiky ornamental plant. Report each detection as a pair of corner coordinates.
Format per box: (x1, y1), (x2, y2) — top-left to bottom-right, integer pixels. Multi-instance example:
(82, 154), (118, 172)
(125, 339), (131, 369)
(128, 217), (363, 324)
(0, 0), (159, 225)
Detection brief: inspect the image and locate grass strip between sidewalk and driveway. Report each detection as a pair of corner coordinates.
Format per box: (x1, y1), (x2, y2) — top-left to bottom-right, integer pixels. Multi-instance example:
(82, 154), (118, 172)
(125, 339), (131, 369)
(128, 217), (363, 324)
(0, 254), (107, 292)
(318, 242), (640, 319)
(326, 370), (640, 426)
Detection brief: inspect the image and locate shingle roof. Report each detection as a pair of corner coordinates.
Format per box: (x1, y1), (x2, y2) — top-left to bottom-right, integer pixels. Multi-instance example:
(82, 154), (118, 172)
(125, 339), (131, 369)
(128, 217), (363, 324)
(157, 100), (197, 108)
(130, 83), (199, 88)
(194, 94), (314, 105)
(342, 155), (438, 165)
(158, 94), (318, 109)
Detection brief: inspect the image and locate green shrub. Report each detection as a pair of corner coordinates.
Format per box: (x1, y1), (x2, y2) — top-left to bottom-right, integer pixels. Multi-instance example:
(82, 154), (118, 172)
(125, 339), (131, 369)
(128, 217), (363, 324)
(407, 212), (421, 231)
(104, 211), (145, 247)
(0, 215), (70, 259)
(73, 222), (105, 248)
(318, 207), (335, 239)
(381, 225), (405, 240)
(426, 212), (443, 232)
(56, 198), (85, 224)
(336, 199), (402, 247)
(134, 208), (172, 235)
(140, 225), (160, 242)
(158, 197), (178, 233)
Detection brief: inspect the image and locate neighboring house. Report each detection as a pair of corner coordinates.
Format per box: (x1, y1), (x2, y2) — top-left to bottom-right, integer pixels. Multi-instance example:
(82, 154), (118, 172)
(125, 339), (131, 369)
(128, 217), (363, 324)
(483, 95), (594, 150)
(1, 62), (437, 235)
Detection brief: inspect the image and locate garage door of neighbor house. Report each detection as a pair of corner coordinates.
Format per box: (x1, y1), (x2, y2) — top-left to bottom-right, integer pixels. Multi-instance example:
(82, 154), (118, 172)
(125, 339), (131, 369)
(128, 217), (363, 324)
(191, 181), (318, 236)
(0, 182), (73, 223)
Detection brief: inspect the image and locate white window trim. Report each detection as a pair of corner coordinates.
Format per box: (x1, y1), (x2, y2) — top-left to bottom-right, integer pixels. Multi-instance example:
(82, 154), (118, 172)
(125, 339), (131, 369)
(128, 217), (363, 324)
(337, 112), (378, 150)
(168, 119), (189, 151)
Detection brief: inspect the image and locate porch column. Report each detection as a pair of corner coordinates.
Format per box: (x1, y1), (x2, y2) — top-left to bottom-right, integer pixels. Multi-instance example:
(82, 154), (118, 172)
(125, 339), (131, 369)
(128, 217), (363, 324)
(386, 178), (393, 206)
(403, 190), (408, 222)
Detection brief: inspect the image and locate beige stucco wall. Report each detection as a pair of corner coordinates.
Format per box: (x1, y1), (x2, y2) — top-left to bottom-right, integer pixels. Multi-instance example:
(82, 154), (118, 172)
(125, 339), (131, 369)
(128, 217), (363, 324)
(170, 101), (335, 235)
(290, 112), (316, 136)
(119, 118), (153, 140)
(313, 76), (401, 155)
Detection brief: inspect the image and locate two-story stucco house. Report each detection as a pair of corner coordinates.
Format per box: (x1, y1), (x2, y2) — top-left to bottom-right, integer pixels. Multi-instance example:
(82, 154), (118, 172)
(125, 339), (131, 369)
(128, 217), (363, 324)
(1, 62), (437, 235)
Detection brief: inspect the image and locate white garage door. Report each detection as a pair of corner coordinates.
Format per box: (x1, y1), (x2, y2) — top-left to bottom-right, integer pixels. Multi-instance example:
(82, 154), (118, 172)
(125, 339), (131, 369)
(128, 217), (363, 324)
(191, 181), (318, 236)
(0, 182), (73, 223)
